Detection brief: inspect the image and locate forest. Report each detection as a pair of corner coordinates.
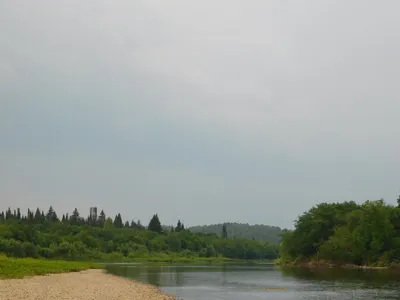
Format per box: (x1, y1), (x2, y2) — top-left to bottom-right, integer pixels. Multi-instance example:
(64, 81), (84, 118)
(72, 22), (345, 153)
(280, 198), (400, 266)
(0, 207), (279, 261)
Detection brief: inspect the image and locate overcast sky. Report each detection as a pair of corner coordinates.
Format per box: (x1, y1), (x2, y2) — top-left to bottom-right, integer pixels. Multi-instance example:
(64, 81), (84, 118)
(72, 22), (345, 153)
(1, 1), (400, 229)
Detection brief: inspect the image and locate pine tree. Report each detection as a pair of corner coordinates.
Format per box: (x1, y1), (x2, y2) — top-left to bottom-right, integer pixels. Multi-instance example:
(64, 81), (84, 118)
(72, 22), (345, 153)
(124, 221), (130, 228)
(16, 208), (21, 220)
(397, 194), (400, 208)
(148, 214), (162, 233)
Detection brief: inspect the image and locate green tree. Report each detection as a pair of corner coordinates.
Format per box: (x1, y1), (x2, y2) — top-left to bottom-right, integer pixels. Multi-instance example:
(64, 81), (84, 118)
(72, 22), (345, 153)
(70, 208), (80, 225)
(113, 213), (123, 228)
(175, 220), (184, 232)
(98, 210), (106, 227)
(46, 206), (58, 222)
(148, 214), (162, 233)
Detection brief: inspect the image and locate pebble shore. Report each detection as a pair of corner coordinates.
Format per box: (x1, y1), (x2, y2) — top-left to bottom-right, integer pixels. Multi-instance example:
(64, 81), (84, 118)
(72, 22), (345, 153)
(0, 269), (176, 300)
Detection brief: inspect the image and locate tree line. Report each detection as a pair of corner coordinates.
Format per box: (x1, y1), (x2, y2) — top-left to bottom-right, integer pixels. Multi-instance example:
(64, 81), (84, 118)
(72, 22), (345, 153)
(280, 197), (400, 266)
(0, 206), (279, 261)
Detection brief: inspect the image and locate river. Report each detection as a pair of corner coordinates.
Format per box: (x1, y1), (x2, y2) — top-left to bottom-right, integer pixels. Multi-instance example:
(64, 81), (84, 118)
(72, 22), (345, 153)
(105, 262), (400, 299)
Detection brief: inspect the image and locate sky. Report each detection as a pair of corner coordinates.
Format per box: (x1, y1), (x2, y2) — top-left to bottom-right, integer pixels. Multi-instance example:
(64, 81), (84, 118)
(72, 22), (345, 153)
(1, 1), (400, 229)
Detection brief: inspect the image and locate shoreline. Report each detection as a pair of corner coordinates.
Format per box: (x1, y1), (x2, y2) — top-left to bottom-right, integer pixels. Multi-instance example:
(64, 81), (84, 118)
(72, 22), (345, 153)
(0, 269), (176, 300)
(276, 259), (400, 270)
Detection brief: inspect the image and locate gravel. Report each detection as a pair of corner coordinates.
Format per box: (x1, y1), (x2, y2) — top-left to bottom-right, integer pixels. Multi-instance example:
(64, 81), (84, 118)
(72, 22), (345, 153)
(0, 269), (176, 300)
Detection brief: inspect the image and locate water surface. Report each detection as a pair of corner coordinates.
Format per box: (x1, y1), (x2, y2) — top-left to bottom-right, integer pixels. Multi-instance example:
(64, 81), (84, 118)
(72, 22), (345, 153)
(106, 262), (400, 299)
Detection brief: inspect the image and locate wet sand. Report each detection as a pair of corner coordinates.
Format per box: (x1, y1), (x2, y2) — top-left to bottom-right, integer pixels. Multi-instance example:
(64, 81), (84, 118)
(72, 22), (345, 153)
(0, 269), (176, 300)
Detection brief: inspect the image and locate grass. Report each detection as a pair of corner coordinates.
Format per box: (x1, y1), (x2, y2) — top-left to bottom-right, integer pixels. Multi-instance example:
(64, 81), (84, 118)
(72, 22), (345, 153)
(0, 255), (103, 279)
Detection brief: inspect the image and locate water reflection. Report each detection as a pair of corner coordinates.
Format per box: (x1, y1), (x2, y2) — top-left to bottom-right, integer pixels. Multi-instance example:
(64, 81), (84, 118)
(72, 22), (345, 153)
(105, 263), (400, 300)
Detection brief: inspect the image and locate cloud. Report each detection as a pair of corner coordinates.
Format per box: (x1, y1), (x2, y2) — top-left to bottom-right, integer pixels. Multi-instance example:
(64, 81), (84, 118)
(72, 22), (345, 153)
(1, 0), (400, 228)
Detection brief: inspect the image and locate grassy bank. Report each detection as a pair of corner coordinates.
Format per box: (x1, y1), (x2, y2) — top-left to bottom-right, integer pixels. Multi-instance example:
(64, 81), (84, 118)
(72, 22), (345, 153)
(0, 255), (103, 279)
(85, 251), (237, 264)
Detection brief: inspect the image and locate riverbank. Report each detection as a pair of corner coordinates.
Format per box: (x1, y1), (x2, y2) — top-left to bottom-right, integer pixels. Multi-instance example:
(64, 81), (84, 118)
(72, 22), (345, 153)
(275, 258), (400, 270)
(0, 269), (176, 300)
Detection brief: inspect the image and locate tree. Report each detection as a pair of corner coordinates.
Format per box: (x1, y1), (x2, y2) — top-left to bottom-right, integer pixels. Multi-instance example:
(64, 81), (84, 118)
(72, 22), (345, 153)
(222, 223), (228, 239)
(397, 194), (400, 208)
(46, 206), (58, 222)
(6, 207), (12, 220)
(27, 209), (34, 222)
(0, 205), (280, 261)
(98, 210), (106, 227)
(148, 214), (162, 233)
(113, 213), (123, 228)
(130, 220), (137, 228)
(70, 208), (80, 225)
(16, 208), (21, 220)
(34, 208), (41, 222)
(175, 220), (184, 232)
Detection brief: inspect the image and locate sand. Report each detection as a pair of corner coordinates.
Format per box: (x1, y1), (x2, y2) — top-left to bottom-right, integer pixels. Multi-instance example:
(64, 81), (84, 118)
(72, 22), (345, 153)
(0, 269), (176, 300)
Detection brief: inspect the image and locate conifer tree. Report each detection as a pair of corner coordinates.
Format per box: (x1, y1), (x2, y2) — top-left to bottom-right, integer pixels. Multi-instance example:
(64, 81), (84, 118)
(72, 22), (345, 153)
(148, 214), (162, 233)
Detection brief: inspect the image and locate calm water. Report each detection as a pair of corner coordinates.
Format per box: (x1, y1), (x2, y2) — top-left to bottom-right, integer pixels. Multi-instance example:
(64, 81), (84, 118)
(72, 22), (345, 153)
(105, 263), (400, 299)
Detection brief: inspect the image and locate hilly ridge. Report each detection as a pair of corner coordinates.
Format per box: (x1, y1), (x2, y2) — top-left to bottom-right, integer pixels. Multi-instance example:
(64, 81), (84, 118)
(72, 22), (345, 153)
(188, 223), (282, 244)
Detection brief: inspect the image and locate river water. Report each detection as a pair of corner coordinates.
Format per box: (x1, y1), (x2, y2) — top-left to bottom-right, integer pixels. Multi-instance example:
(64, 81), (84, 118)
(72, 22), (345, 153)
(105, 263), (400, 299)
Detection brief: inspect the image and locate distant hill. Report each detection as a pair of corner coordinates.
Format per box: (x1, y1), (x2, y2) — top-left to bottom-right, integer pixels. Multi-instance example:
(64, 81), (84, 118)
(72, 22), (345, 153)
(188, 223), (282, 244)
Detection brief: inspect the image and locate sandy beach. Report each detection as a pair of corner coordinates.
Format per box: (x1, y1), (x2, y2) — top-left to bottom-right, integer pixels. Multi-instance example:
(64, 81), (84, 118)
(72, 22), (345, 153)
(0, 269), (176, 300)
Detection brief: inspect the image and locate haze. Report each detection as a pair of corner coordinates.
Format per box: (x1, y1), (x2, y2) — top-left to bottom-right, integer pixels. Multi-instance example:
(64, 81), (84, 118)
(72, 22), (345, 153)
(1, 1), (400, 229)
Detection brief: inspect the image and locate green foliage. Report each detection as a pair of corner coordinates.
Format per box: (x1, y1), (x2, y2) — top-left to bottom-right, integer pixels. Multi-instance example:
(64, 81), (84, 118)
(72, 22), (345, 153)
(188, 222), (282, 244)
(281, 199), (400, 266)
(0, 207), (279, 262)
